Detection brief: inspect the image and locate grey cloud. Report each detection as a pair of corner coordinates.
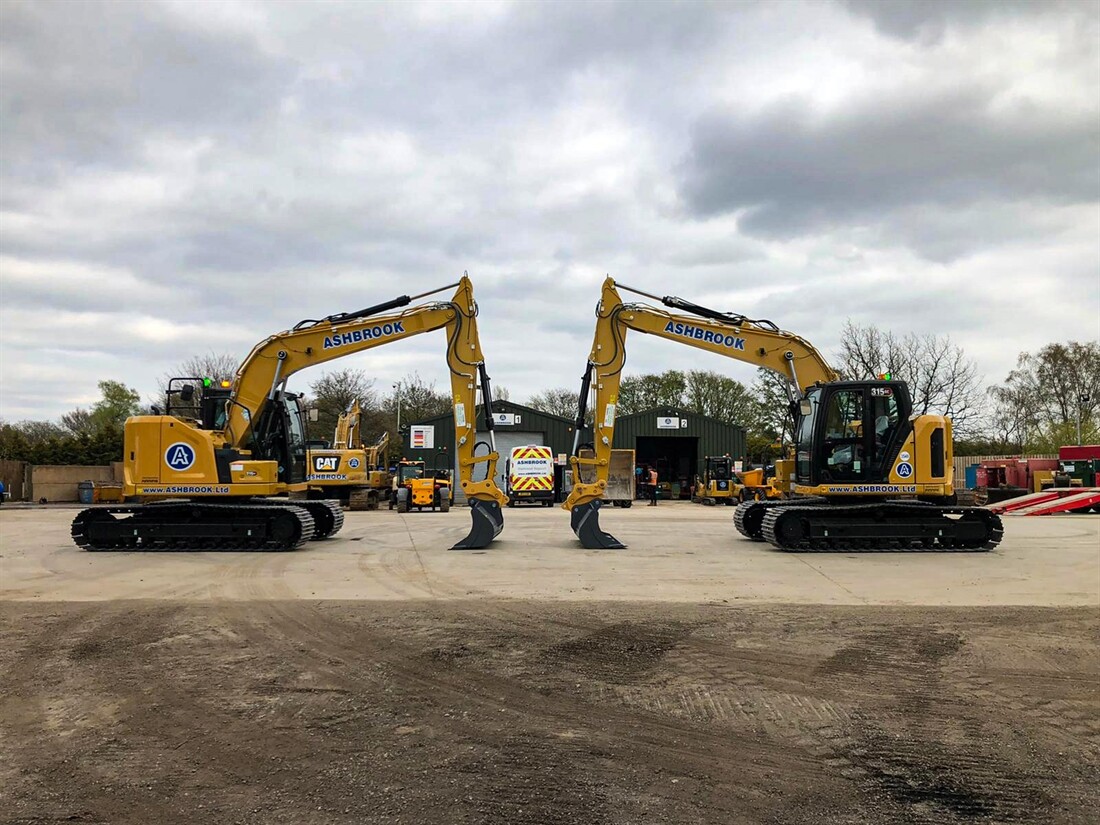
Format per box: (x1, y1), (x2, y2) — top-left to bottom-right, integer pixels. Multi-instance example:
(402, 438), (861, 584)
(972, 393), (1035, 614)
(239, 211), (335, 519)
(1, 0), (1097, 420)
(0, 1), (292, 180)
(842, 0), (1097, 42)
(679, 86), (1099, 257)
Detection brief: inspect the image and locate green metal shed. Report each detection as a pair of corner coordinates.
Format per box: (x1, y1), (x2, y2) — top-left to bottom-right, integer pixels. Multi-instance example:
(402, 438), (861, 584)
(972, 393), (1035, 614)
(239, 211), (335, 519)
(403, 400), (582, 499)
(611, 407), (747, 499)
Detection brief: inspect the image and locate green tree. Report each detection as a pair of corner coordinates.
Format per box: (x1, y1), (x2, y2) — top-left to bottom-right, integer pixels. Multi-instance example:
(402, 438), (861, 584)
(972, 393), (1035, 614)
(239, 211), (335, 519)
(89, 380), (141, 430)
(990, 341), (1100, 450)
(684, 370), (762, 427)
(617, 370), (687, 415)
(528, 387), (581, 420)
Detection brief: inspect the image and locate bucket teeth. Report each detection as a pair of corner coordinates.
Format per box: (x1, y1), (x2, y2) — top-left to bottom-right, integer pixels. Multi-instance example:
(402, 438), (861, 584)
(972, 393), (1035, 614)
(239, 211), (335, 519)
(451, 498), (504, 550)
(570, 500), (625, 549)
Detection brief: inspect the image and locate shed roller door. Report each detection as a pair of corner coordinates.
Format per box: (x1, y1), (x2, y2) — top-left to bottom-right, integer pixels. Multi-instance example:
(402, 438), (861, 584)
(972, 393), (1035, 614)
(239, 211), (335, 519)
(472, 431), (546, 492)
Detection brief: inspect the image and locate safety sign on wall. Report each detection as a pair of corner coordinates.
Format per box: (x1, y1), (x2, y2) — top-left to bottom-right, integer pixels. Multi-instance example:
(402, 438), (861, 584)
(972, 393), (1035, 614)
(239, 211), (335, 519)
(410, 425), (434, 449)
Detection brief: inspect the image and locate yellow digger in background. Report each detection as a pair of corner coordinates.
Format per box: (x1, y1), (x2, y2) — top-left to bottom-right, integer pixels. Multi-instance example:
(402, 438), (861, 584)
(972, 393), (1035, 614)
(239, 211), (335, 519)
(304, 401), (394, 510)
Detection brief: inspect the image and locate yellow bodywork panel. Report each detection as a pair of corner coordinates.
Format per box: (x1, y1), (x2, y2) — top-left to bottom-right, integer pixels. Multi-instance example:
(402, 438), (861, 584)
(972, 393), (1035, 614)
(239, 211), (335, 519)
(124, 417), (281, 498)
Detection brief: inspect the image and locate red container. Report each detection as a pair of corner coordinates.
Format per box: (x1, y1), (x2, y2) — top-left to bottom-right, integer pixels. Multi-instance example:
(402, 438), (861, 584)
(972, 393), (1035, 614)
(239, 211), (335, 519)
(1059, 445), (1100, 461)
(979, 460), (1030, 490)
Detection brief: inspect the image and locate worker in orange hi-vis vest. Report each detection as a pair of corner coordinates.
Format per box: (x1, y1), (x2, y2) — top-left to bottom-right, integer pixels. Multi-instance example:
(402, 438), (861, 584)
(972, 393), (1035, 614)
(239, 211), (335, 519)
(648, 467), (659, 506)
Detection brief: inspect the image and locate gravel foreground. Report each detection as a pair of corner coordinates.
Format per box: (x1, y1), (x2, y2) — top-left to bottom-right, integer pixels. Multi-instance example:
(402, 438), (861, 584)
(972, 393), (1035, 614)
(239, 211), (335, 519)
(1, 600), (1097, 825)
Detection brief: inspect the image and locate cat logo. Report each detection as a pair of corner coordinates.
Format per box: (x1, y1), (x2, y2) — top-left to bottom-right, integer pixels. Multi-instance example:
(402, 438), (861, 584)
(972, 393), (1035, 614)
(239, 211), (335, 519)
(312, 455), (341, 473)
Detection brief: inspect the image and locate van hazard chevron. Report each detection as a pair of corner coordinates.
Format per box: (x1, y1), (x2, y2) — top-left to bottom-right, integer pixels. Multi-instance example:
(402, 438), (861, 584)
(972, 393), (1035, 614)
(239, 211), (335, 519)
(511, 446), (552, 460)
(508, 445), (555, 499)
(511, 476), (553, 491)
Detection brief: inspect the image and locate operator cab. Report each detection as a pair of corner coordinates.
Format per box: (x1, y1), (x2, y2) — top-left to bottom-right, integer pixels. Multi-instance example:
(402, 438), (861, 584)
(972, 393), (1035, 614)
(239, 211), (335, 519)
(795, 380), (910, 485)
(250, 390), (309, 484)
(707, 456), (732, 480)
(397, 461), (426, 484)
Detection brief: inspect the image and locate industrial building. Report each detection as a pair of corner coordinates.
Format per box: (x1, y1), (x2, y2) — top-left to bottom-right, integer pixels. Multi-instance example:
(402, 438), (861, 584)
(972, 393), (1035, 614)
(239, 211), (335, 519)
(402, 400), (580, 499)
(610, 407), (747, 500)
(405, 402), (746, 502)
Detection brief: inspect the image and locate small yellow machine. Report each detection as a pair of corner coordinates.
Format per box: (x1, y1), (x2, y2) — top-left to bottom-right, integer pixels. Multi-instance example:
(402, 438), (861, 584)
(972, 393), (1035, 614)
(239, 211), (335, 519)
(71, 276), (508, 551)
(389, 459), (453, 513)
(693, 456), (738, 505)
(562, 277), (1003, 552)
(736, 467), (786, 502)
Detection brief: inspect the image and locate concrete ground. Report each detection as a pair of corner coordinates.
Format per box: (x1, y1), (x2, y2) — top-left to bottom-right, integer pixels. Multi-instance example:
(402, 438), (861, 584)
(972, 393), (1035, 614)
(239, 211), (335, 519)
(2, 501), (1097, 605)
(2, 502), (1098, 824)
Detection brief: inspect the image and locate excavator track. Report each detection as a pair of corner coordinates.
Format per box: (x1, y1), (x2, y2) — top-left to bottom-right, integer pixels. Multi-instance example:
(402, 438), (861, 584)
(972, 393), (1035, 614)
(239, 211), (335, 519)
(296, 499), (344, 539)
(759, 501), (1003, 552)
(734, 497), (826, 540)
(733, 500), (783, 541)
(71, 501), (316, 552)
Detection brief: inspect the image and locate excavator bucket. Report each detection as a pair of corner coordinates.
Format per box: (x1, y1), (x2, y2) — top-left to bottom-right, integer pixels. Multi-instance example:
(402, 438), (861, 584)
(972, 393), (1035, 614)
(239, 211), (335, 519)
(450, 498), (504, 550)
(570, 500), (625, 549)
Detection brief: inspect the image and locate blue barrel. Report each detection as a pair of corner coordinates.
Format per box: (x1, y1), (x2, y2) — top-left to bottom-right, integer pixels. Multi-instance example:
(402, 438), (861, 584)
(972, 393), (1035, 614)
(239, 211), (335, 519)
(77, 481), (95, 504)
(964, 464), (978, 490)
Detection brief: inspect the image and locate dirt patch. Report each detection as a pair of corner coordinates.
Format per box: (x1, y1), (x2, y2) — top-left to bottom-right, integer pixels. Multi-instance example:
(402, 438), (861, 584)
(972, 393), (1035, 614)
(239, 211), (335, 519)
(0, 601), (1096, 825)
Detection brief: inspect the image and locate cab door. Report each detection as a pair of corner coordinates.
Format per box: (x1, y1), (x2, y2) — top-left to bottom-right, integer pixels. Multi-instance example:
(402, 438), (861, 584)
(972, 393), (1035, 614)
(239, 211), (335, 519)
(816, 387), (868, 483)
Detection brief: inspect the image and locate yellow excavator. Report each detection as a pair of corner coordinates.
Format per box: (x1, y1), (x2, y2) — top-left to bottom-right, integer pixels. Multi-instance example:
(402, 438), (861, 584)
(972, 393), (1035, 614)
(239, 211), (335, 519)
(71, 276), (509, 551)
(562, 277), (1003, 552)
(304, 401), (393, 510)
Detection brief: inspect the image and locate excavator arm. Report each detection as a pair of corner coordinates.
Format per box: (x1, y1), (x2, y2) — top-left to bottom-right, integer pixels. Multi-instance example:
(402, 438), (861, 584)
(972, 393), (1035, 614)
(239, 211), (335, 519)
(333, 401), (361, 450)
(224, 275), (508, 548)
(564, 276), (838, 548)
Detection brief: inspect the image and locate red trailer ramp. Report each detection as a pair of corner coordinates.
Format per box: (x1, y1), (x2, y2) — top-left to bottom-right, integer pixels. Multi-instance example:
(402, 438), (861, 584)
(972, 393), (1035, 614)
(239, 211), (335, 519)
(989, 488), (1100, 515)
(1011, 489), (1100, 516)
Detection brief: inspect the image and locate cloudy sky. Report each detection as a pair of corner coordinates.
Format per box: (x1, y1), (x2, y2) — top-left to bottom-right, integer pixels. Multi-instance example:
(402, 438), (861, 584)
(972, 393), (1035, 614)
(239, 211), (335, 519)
(2, 0), (1097, 421)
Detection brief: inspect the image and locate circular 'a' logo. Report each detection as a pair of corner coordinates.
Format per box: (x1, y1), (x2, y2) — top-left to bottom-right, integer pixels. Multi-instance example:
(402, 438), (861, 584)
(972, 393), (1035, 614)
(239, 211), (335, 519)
(896, 462), (914, 479)
(348, 458), (361, 469)
(165, 442), (196, 471)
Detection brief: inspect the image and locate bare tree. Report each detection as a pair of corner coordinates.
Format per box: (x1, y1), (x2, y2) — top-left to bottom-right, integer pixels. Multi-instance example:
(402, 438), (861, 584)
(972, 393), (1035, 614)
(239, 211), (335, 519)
(529, 387), (581, 420)
(309, 369), (378, 442)
(154, 352), (241, 415)
(838, 321), (985, 435)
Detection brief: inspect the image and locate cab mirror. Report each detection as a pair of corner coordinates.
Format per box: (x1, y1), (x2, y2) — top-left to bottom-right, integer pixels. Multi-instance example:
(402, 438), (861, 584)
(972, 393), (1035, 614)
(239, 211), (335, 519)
(799, 399), (812, 417)
(308, 408), (320, 423)
(179, 384), (195, 403)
